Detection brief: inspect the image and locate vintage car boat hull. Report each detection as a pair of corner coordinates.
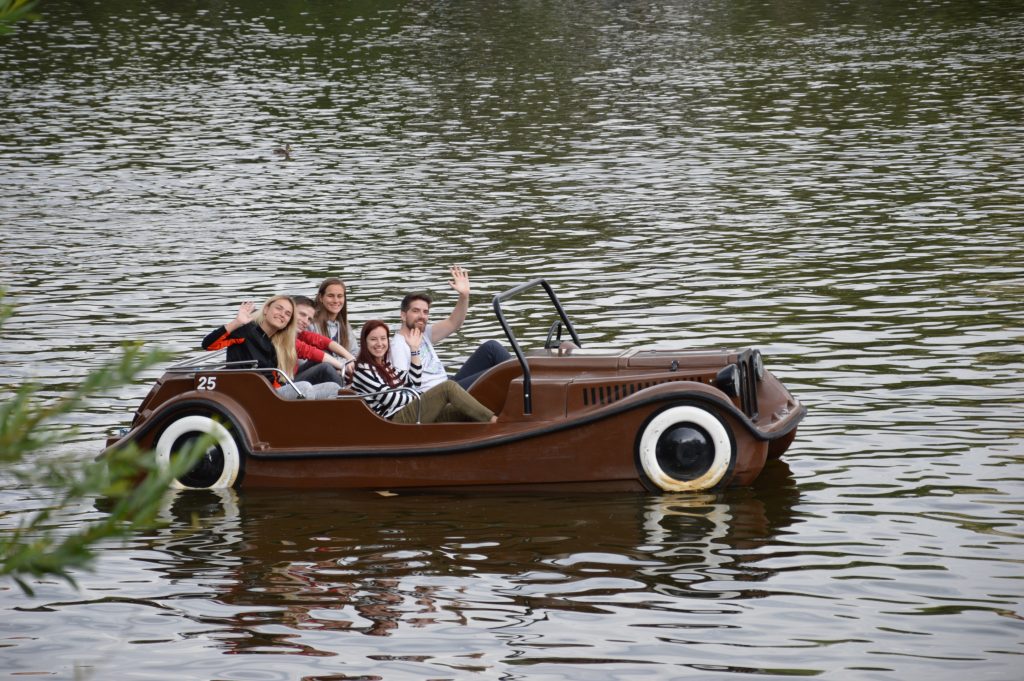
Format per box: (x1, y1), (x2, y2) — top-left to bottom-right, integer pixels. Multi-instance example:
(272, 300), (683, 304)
(103, 281), (805, 493)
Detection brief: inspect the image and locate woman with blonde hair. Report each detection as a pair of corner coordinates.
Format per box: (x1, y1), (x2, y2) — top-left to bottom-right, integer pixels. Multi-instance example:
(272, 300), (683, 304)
(202, 295), (340, 399)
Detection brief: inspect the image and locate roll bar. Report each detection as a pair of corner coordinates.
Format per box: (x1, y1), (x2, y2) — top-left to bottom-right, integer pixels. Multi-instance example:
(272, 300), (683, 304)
(492, 278), (582, 414)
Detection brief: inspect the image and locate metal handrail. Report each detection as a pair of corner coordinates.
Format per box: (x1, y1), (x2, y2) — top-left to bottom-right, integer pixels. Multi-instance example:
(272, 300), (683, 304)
(267, 369), (307, 399)
(166, 359), (259, 373)
(492, 278), (582, 414)
(169, 350), (226, 369)
(171, 364), (310, 398)
(169, 350), (355, 400)
(169, 360), (302, 400)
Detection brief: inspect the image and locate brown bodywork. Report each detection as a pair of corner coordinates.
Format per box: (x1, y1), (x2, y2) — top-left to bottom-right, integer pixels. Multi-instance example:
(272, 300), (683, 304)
(103, 280), (805, 492)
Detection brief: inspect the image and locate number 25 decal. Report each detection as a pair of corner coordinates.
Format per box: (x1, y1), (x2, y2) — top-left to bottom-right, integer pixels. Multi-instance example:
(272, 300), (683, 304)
(197, 376), (217, 391)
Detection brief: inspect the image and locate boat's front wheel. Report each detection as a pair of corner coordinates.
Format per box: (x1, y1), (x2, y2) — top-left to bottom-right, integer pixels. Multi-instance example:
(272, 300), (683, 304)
(155, 415), (241, 490)
(636, 404), (736, 492)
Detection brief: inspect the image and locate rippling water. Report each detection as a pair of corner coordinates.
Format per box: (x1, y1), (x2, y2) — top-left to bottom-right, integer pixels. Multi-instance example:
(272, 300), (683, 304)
(2, 0), (1023, 679)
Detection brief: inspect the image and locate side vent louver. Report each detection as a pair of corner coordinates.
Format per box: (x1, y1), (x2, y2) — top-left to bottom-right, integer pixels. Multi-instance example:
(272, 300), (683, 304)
(583, 381), (660, 407)
(580, 356), (760, 420)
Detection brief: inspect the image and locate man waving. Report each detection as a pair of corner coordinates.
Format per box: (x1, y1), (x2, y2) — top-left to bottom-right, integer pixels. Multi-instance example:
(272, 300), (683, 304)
(391, 265), (511, 391)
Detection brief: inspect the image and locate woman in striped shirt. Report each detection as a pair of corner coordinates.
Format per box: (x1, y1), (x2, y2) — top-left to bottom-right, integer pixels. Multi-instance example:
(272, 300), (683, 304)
(353, 320), (497, 424)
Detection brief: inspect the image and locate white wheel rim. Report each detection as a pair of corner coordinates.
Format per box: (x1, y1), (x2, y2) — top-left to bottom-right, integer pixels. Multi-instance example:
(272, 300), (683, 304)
(155, 415), (240, 490)
(638, 405), (732, 492)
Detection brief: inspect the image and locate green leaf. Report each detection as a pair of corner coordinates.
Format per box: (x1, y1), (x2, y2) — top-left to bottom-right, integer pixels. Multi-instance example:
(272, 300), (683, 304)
(0, 289), (204, 595)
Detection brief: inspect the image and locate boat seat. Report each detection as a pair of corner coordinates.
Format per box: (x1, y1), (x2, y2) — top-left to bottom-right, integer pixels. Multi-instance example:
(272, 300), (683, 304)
(467, 359), (521, 415)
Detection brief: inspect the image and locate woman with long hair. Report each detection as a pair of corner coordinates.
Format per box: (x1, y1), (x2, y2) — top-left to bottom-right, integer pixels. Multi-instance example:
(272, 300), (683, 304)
(352, 320), (497, 424)
(202, 295), (340, 399)
(293, 295), (350, 387)
(309, 277), (356, 360)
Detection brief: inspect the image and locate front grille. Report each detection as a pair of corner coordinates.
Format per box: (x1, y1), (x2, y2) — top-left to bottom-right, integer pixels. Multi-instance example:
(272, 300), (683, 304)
(737, 351), (759, 419)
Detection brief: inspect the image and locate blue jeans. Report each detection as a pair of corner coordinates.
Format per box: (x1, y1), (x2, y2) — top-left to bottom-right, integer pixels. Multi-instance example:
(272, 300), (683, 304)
(453, 340), (511, 389)
(296, 361), (346, 387)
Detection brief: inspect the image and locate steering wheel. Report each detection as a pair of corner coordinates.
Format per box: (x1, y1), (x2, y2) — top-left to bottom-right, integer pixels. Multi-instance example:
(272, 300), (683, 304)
(544, 320), (563, 349)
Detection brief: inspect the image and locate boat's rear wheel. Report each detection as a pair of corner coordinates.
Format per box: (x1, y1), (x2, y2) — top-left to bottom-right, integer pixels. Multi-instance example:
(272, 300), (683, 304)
(636, 404), (735, 492)
(155, 415), (241, 490)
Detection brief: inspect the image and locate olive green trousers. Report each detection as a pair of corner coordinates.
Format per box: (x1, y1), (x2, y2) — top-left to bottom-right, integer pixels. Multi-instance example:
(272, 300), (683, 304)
(392, 380), (495, 424)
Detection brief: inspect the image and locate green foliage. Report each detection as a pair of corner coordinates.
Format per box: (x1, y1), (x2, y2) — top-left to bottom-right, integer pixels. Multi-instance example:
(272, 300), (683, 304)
(0, 292), (203, 595)
(0, 0), (40, 34)
(0, 343), (171, 461)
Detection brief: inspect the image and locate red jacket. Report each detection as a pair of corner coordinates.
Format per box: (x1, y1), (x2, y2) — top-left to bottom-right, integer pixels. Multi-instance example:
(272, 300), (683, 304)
(296, 330), (334, 364)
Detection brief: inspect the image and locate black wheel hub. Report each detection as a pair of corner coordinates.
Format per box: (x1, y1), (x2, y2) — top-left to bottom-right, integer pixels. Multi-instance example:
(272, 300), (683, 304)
(655, 424), (715, 481)
(170, 432), (226, 488)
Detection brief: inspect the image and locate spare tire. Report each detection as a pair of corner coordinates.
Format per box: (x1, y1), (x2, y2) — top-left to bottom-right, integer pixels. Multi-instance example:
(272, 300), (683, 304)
(636, 404), (735, 492)
(155, 414), (241, 490)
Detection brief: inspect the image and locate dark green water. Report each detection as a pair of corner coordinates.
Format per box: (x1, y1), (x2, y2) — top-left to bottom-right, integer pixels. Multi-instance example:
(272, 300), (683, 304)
(1, 1), (1022, 679)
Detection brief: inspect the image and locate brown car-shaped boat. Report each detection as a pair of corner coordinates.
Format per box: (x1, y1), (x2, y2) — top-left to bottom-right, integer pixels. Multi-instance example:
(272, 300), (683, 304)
(104, 279), (806, 493)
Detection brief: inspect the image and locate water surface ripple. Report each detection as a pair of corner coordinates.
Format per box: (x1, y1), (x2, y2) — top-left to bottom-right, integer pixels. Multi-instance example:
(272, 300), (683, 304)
(1, 1), (1022, 679)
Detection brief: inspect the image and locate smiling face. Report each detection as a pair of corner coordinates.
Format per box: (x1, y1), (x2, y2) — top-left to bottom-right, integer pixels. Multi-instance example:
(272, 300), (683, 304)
(401, 298), (430, 332)
(320, 283), (346, 318)
(295, 303), (316, 329)
(262, 298), (294, 332)
(365, 325), (390, 361)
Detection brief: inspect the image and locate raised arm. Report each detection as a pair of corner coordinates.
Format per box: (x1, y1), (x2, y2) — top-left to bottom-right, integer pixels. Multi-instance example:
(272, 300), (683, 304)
(226, 301), (254, 333)
(429, 265), (471, 343)
(297, 330), (352, 372)
(202, 301), (254, 350)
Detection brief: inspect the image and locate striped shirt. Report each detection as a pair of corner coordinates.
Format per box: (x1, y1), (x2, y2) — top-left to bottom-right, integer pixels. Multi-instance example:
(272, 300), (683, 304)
(352, 360), (422, 419)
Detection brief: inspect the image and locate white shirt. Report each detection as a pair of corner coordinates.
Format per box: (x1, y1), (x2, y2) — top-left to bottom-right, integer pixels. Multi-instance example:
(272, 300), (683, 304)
(390, 323), (447, 391)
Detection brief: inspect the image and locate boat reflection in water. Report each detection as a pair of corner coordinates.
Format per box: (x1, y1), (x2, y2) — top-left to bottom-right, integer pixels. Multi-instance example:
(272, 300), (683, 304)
(142, 459), (801, 650)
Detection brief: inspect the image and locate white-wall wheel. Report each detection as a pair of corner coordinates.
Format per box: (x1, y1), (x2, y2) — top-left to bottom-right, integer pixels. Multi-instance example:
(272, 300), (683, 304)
(637, 405), (734, 492)
(155, 415), (240, 490)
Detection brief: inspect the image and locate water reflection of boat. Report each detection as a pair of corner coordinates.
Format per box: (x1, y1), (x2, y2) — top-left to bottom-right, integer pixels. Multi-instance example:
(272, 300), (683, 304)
(139, 460), (800, 648)
(104, 279), (804, 493)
